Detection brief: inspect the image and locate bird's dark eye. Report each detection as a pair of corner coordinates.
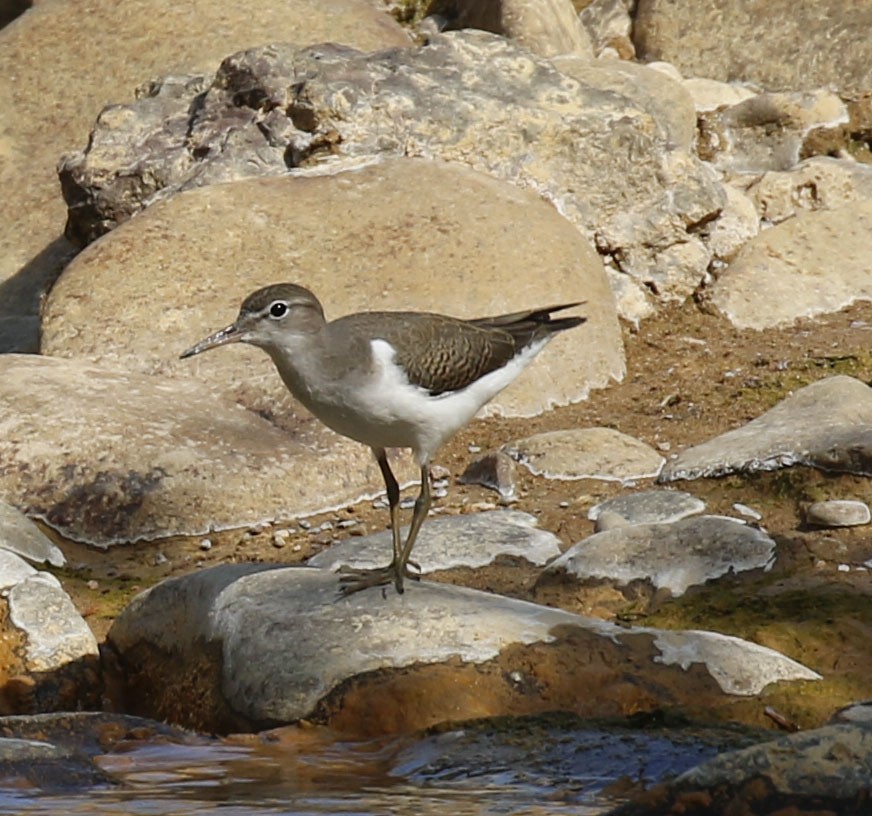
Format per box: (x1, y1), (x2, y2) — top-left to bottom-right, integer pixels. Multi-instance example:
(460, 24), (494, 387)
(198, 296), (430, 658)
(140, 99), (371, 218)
(269, 301), (288, 319)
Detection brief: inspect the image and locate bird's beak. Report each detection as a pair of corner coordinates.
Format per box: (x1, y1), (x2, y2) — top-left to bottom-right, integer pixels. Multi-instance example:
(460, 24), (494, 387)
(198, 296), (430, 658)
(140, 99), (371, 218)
(180, 323), (244, 359)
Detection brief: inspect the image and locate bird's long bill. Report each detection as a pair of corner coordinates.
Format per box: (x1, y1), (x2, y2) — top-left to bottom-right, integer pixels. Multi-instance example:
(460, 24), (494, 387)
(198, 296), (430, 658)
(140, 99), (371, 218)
(180, 323), (243, 359)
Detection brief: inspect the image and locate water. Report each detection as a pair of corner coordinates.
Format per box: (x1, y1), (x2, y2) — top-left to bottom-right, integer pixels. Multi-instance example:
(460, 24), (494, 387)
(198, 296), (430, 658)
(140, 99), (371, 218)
(0, 715), (753, 815)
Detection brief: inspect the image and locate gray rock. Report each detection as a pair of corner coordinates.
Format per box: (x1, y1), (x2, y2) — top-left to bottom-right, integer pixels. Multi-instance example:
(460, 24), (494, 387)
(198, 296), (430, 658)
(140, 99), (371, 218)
(831, 701), (872, 725)
(546, 515), (775, 596)
(0, 354), (386, 545)
(634, 0), (872, 95)
(0, 502), (65, 567)
(660, 376), (872, 481)
(805, 500), (871, 528)
(698, 90), (848, 173)
(588, 489), (706, 526)
(43, 160), (623, 420)
(458, 451), (518, 500)
(0, 0), (411, 331)
(676, 723), (872, 802)
(58, 31), (725, 306)
(8, 573), (99, 672)
(107, 564), (819, 730)
(308, 510), (561, 572)
(504, 428), (664, 482)
(0, 549), (39, 591)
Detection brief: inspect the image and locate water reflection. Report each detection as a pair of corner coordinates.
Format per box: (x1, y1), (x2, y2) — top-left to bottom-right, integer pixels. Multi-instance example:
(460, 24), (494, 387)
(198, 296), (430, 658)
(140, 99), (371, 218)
(0, 715), (759, 815)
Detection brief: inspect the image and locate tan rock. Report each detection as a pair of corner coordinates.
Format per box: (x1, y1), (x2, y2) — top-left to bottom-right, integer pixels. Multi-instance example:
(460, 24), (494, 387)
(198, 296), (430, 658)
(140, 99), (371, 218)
(433, 0), (593, 58)
(43, 158), (625, 418)
(635, 0), (872, 95)
(0, 0), (410, 340)
(504, 427), (664, 481)
(709, 201), (872, 329)
(0, 354), (384, 545)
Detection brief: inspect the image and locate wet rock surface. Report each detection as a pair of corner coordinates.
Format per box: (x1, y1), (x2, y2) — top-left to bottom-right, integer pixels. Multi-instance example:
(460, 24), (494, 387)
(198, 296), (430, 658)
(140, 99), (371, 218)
(105, 565), (818, 734)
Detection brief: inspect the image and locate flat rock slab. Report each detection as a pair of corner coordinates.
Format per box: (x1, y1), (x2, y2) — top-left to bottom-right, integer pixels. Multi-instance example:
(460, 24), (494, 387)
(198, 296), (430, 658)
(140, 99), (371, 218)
(106, 564), (819, 734)
(0, 354), (384, 545)
(660, 376), (872, 482)
(544, 515), (775, 597)
(308, 510), (562, 573)
(588, 489), (706, 525)
(504, 428), (664, 482)
(43, 159), (623, 419)
(709, 201), (872, 329)
(0, 502), (65, 566)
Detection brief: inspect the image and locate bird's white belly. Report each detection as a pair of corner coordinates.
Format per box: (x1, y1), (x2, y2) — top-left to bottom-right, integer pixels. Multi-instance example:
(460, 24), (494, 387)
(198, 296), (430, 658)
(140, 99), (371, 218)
(308, 338), (548, 461)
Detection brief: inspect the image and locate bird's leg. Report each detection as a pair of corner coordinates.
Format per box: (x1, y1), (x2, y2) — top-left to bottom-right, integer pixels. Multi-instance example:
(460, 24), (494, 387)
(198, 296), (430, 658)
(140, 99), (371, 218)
(338, 449), (420, 596)
(376, 448), (402, 568)
(394, 463), (430, 594)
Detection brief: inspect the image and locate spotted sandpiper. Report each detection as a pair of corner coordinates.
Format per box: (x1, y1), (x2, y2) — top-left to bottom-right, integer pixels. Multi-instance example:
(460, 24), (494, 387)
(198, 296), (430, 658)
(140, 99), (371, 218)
(181, 283), (585, 595)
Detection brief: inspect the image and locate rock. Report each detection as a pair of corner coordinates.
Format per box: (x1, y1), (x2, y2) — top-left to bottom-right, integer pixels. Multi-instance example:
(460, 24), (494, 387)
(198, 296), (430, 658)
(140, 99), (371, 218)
(832, 700), (872, 725)
(553, 55), (696, 152)
(458, 451), (518, 500)
(0, 354), (387, 545)
(432, 0), (594, 58)
(44, 159), (624, 419)
(105, 564), (820, 734)
(634, 0), (872, 94)
(588, 489), (706, 525)
(0, 0), (411, 347)
(7, 572), (98, 674)
(701, 184), (759, 263)
(805, 500), (871, 528)
(746, 156), (872, 225)
(0, 712), (208, 792)
(0, 503), (65, 567)
(681, 77), (756, 114)
(644, 723), (872, 813)
(660, 377), (872, 481)
(308, 510), (561, 573)
(579, 0), (635, 59)
(0, 554), (100, 715)
(709, 201), (872, 329)
(543, 515), (775, 597)
(697, 90), (849, 173)
(504, 428), (664, 482)
(58, 31), (725, 308)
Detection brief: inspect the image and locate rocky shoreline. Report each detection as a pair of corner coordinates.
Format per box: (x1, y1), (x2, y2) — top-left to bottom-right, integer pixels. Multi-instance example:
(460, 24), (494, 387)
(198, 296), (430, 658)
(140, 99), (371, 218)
(1, 0), (872, 812)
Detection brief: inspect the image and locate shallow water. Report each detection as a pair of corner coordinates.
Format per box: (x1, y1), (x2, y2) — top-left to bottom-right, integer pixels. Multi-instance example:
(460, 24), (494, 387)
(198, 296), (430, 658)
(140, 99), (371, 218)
(0, 716), (755, 815)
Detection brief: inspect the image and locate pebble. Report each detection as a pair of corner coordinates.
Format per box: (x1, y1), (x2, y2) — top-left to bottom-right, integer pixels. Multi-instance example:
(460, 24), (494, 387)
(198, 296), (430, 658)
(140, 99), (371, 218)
(87, 580), (99, 590)
(273, 529), (291, 548)
(298, 519), (312, 530)
(153, 552), (168, 566)
(732, 503), (762, 520)
(337, 519), (358, 529)
(199, 538), (213, 551)
(805, 500), (871, 528)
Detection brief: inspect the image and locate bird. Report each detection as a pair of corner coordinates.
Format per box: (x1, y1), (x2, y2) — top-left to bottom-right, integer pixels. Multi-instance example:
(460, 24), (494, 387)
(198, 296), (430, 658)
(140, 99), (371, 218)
(181, 283), (585, 596)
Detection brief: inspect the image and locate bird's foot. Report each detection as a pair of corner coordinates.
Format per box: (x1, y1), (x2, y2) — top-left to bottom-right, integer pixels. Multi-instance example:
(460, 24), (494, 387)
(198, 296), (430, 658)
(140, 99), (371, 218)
(337, 562), (421, 597)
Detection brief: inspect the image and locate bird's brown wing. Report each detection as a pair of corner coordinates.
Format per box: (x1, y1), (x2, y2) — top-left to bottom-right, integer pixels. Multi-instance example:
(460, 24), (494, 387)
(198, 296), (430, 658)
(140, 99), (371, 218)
(342, 305), (583, 396)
